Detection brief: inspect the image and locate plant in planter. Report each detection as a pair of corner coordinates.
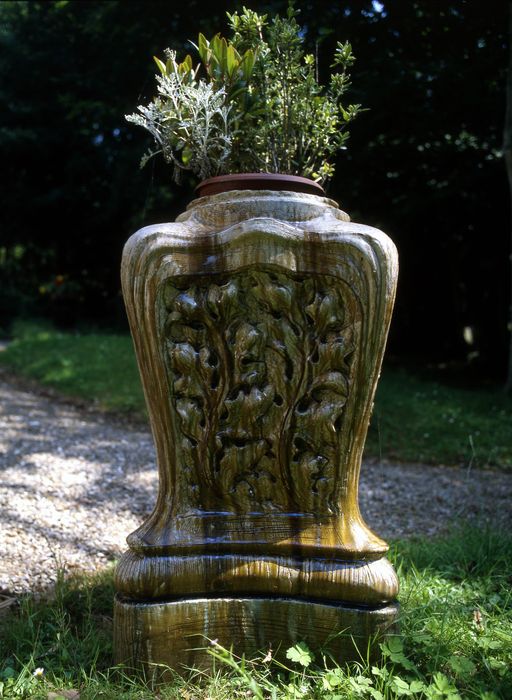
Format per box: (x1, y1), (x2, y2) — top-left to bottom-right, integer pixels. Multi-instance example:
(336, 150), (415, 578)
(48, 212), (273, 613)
(116, 5), (398, 678)
(126, 6), (361, 184)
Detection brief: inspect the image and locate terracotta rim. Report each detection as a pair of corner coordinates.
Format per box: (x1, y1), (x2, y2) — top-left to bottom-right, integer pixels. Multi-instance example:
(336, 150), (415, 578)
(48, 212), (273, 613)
(195, 173), (325, 198)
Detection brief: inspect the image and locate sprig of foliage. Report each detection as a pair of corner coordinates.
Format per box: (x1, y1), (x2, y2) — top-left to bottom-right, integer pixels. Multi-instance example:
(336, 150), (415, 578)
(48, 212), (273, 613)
(126, 50), (234, 183)
(227, 6), (361, 182)
(126, 5), (361, 185)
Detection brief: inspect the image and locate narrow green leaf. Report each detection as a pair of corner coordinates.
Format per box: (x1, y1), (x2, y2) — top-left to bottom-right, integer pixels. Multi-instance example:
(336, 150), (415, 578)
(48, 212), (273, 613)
(241, 49), (256, 81)
(153, 55), (167, 75)
(226, 44), (237, 77)
(210, 34), (223, 63)
(197, 32), (209, 63)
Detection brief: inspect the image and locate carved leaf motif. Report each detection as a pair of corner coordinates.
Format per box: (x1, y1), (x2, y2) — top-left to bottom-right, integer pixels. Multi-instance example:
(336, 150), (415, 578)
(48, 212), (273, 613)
(223, 386), (274, 438)
(175, 398), (204, 442)
(170, 342), (197, 374)
(310, 371), (349, 401)
(206, 280), (239, 320)
(306, 291), (344, 335)
(161, 268), (356, 514)
(325, 335), (354, 372)
(174, 289), (202, 320)
(219, 439), (269, 497)
(232, 323), (266, 387)
(250, 274), (293, 315)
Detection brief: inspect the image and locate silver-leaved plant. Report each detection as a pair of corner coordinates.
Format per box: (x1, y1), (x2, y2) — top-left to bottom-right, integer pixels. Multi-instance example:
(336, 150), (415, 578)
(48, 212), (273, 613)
(126, 50), (233, 182)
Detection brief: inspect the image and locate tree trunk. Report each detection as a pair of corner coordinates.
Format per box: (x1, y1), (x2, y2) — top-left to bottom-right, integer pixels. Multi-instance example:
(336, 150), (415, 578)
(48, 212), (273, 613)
(505, 2), (512, 393)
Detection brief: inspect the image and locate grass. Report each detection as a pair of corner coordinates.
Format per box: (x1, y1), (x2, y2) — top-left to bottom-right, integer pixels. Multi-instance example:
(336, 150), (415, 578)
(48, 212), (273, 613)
(0, 320), (144, 416)
(1, 320), (511, 468)
(0, 527), (510, 698)
(365, 367), (512, 468)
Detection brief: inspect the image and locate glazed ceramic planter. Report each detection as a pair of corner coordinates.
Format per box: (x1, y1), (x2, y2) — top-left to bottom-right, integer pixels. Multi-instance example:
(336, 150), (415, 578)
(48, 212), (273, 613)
(114, 175), (399, 676)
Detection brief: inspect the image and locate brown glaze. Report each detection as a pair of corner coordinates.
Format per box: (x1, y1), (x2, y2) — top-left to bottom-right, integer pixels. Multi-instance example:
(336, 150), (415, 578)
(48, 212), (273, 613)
(114, 597), (400, 678)
(115, 188), (399, 674)
(115, 551), (398, 603)
(195, 173), (325, 197)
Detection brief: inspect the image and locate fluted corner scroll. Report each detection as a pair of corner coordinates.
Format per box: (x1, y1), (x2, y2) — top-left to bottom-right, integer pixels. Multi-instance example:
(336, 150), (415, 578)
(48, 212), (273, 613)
(161, 266), (359, 515)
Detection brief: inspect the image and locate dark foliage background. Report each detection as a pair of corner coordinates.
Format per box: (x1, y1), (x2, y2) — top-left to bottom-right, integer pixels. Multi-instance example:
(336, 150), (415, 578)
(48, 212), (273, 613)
(0, 0), (509, 380)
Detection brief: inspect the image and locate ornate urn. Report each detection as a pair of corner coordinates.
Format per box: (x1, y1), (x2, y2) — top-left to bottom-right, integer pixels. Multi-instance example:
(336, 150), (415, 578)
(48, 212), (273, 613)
(114, 175), (399, 675)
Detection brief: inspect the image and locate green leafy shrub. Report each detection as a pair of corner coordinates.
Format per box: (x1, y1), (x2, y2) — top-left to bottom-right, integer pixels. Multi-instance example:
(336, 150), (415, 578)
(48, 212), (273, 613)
(126, 6), (361, 184)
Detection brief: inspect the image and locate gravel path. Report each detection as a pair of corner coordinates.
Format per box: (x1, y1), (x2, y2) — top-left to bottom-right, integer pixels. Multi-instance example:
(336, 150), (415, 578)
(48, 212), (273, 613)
(1, 374), (511, 595)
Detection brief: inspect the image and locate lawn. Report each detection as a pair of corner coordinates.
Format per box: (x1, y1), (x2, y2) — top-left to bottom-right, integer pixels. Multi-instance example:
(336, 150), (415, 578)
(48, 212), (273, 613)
(0, 320), (145, 415)
(1, 320), (511, 469)
(0, 527), (510, 699)
(365, 367), (512, 469)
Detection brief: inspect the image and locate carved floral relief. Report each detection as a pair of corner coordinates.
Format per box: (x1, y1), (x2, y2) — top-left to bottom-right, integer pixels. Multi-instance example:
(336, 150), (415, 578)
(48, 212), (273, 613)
(160, 266), (359, 516)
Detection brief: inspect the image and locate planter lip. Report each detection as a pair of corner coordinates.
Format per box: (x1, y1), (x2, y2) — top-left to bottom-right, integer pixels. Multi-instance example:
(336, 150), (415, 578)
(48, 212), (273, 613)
(195, 172), (325, 198)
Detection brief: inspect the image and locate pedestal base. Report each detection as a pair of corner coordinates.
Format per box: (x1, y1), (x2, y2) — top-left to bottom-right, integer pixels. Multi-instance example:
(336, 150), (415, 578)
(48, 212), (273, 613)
(114, 595), (399, 678)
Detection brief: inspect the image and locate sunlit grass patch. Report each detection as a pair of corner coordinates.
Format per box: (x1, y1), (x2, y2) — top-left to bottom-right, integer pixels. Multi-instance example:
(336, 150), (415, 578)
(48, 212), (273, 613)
(0, 320), (144, 416)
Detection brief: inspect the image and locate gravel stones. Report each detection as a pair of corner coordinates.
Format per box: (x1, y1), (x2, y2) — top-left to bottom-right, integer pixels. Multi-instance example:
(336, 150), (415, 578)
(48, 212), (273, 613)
(1, 375), (510, 595)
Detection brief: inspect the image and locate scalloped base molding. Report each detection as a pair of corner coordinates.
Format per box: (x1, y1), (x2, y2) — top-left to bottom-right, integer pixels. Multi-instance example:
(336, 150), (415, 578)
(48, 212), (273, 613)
(114, 596), (400, 678)
(115, 182), (399, 674)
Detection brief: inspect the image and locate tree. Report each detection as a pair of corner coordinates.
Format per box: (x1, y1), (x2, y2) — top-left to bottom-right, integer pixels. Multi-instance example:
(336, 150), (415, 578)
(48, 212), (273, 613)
(0, 0), (510, 382)
(310, 0), (509, 378)
(504, 2), (512, 393)
(0, 0), (234, 326)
